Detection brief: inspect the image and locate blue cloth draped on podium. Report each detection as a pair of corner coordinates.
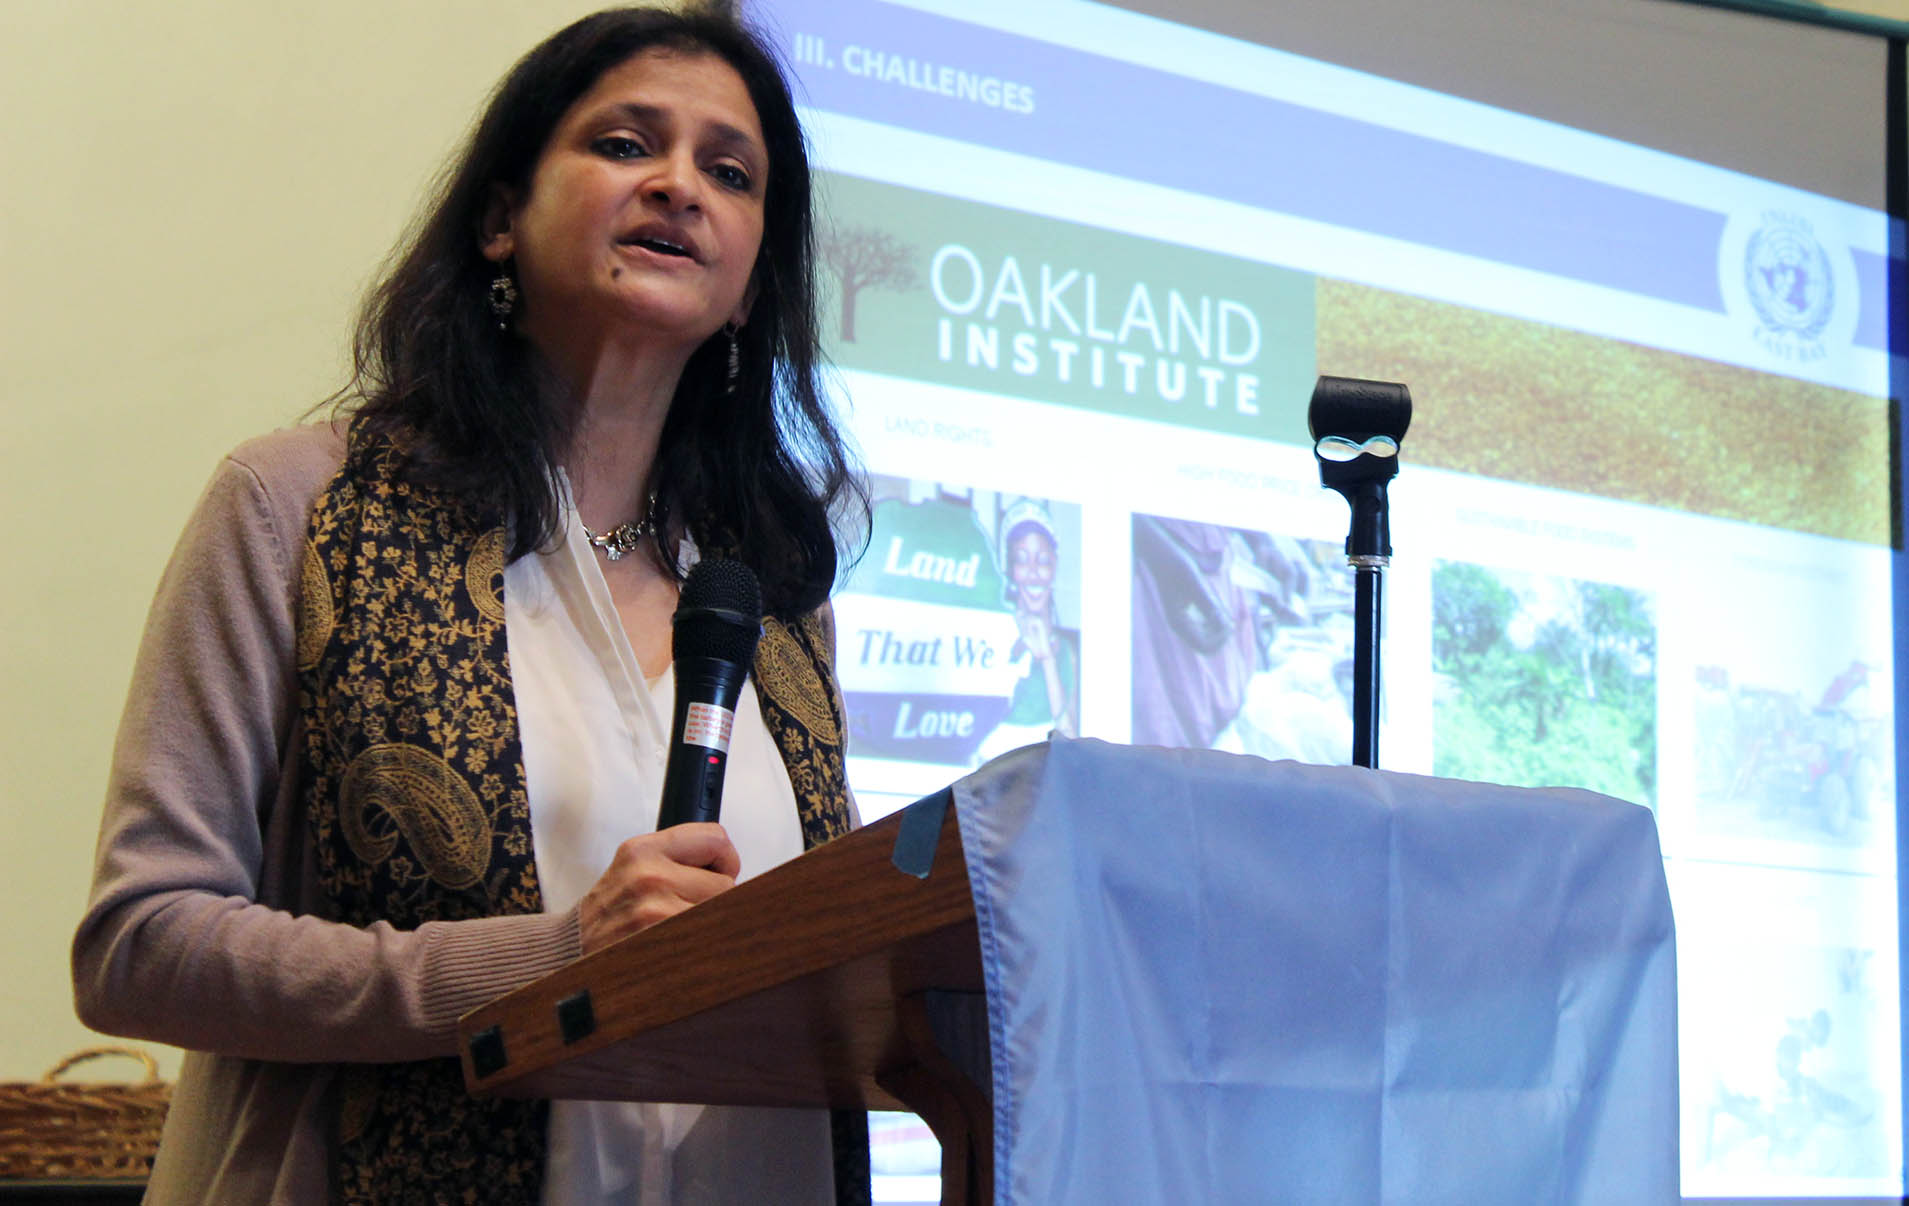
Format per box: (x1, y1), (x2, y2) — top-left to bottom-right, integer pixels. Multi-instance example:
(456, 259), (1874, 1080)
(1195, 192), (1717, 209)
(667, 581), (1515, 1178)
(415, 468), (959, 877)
(947, 738), (1677, 1204)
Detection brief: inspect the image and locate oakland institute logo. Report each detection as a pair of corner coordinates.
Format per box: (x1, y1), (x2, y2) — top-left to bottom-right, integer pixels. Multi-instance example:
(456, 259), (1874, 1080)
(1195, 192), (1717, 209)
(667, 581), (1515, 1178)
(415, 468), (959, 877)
(1743, 215), (1833, 340)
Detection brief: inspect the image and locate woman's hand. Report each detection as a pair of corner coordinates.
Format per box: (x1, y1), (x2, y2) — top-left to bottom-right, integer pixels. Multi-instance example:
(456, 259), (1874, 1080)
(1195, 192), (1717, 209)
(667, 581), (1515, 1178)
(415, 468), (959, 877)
(576, 823), (742, 954)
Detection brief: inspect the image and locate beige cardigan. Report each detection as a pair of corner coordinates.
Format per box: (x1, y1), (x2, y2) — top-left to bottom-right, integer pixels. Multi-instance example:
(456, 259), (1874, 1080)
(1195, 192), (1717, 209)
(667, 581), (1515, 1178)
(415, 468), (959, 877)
(73, 425), (583, 1203)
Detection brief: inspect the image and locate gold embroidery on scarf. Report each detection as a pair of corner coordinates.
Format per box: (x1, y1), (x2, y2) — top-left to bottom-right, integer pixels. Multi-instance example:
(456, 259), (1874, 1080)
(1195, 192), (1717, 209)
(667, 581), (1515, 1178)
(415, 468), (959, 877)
(467, 527), (507, 624)
(295, 540), (333, 671)
(339, 743), (491, 890)
(753, 606), (854, 851)
(300, 440), (546, 1202)
(756, 617), (839, 742)
(801, 610), (836, 670)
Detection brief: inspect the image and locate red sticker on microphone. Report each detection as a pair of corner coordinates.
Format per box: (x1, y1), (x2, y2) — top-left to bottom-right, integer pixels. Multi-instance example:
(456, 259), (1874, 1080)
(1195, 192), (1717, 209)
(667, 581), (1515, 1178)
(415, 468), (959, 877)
(682, 702), (735, 752)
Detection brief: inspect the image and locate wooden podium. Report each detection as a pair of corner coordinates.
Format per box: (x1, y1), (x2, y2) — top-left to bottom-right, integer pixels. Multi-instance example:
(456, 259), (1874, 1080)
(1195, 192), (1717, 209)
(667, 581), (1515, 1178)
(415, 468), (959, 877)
(457, 795), (992, 1205)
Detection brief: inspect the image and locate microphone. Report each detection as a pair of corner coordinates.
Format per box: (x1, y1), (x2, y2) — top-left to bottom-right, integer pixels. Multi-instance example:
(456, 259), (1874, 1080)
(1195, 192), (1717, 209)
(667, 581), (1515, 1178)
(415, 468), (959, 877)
(655, 558), (763, 830)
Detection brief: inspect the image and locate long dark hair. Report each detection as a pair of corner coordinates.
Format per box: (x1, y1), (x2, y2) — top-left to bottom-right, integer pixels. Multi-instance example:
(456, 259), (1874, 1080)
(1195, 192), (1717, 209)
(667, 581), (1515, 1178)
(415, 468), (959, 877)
(345, 6), (864, 617)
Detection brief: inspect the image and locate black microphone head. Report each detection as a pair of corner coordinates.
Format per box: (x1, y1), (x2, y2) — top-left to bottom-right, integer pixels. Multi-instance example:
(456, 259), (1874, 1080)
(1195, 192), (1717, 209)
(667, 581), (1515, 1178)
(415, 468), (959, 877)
(673, 557), (762, 666)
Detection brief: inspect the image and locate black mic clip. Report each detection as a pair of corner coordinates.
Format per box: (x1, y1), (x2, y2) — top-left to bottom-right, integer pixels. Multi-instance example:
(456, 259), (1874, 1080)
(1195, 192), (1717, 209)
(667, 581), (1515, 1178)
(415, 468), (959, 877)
(1308, 375), (1412, 561)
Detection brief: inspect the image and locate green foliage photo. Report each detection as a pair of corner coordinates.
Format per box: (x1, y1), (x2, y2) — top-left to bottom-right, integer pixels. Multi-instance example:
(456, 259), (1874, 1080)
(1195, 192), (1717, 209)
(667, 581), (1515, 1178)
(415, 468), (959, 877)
(1432, 561), (1657, 807)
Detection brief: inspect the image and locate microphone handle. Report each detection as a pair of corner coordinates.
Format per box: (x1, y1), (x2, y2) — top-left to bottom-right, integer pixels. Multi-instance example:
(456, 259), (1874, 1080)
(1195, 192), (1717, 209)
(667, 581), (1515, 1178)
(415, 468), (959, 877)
(656, 657), (749, 829)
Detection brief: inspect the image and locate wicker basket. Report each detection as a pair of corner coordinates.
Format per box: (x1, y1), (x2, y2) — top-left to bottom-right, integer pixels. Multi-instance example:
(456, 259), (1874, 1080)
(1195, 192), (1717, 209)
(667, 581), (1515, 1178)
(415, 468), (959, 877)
(0, 1046), (171, 1180)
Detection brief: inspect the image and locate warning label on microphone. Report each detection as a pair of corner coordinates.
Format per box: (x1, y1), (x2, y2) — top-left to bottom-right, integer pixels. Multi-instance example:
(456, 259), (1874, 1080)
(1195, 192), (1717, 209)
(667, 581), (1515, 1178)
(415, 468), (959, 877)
(682, 702), (735, 752)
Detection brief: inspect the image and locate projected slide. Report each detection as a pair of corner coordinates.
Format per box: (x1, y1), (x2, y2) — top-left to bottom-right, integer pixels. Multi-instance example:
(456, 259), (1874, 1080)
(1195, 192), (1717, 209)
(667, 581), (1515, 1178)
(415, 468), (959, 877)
(757, 0), (1904, 1198)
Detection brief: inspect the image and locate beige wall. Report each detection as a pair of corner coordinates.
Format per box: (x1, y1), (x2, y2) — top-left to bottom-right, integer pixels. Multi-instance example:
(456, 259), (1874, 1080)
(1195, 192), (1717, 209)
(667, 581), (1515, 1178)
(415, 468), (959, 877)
(0, 1), (629, 1082)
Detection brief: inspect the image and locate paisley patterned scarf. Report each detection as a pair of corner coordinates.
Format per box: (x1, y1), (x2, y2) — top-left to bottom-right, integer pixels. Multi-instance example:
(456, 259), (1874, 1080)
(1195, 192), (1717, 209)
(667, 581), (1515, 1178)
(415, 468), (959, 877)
(294, 436), (865, 1204)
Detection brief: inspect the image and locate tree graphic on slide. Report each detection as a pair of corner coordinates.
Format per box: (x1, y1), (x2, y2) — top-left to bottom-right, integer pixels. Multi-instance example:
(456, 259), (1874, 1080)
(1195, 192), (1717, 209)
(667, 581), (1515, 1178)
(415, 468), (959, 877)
(820, 223), (919, 342)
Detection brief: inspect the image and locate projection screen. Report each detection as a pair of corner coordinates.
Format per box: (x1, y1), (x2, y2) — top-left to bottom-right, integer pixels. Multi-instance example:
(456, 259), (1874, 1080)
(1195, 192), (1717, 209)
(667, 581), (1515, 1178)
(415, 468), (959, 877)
(742, 0), (1903, 1199)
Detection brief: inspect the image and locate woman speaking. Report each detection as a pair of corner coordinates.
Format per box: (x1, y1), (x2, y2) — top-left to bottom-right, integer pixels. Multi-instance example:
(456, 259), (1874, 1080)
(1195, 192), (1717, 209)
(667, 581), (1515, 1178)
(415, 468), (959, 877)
(71, 7), (867, 1203)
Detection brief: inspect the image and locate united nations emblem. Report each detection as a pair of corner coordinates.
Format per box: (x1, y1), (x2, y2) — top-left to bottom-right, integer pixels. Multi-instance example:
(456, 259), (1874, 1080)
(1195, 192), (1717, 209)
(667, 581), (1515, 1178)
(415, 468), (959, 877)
(1743, 214), (1834, 341)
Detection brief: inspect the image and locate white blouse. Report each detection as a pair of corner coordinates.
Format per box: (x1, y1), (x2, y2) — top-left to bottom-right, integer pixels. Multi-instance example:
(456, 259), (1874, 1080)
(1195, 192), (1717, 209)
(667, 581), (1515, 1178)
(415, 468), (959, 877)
(506, 492), (833, 1205)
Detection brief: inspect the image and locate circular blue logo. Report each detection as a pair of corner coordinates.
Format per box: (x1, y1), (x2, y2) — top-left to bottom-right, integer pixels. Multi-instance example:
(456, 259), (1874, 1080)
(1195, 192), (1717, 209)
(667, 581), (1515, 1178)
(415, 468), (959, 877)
(1743, 219), (1834, 340)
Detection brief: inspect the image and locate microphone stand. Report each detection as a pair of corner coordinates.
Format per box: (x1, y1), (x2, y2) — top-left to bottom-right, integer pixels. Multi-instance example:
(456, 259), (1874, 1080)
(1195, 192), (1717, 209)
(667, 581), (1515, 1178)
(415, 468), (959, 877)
(1308, 376), (1412, 770)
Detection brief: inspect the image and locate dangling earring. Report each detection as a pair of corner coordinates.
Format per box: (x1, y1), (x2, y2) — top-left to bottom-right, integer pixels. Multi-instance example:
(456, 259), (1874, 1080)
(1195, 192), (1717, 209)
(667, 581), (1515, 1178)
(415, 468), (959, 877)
(488, 270), (518, 331)
(724, 322), (741, 395)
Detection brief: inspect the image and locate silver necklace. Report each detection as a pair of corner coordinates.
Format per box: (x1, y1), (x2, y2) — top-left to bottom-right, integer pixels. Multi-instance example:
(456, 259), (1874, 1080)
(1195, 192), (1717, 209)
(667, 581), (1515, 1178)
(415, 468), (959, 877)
(580, 496), (657, 562)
